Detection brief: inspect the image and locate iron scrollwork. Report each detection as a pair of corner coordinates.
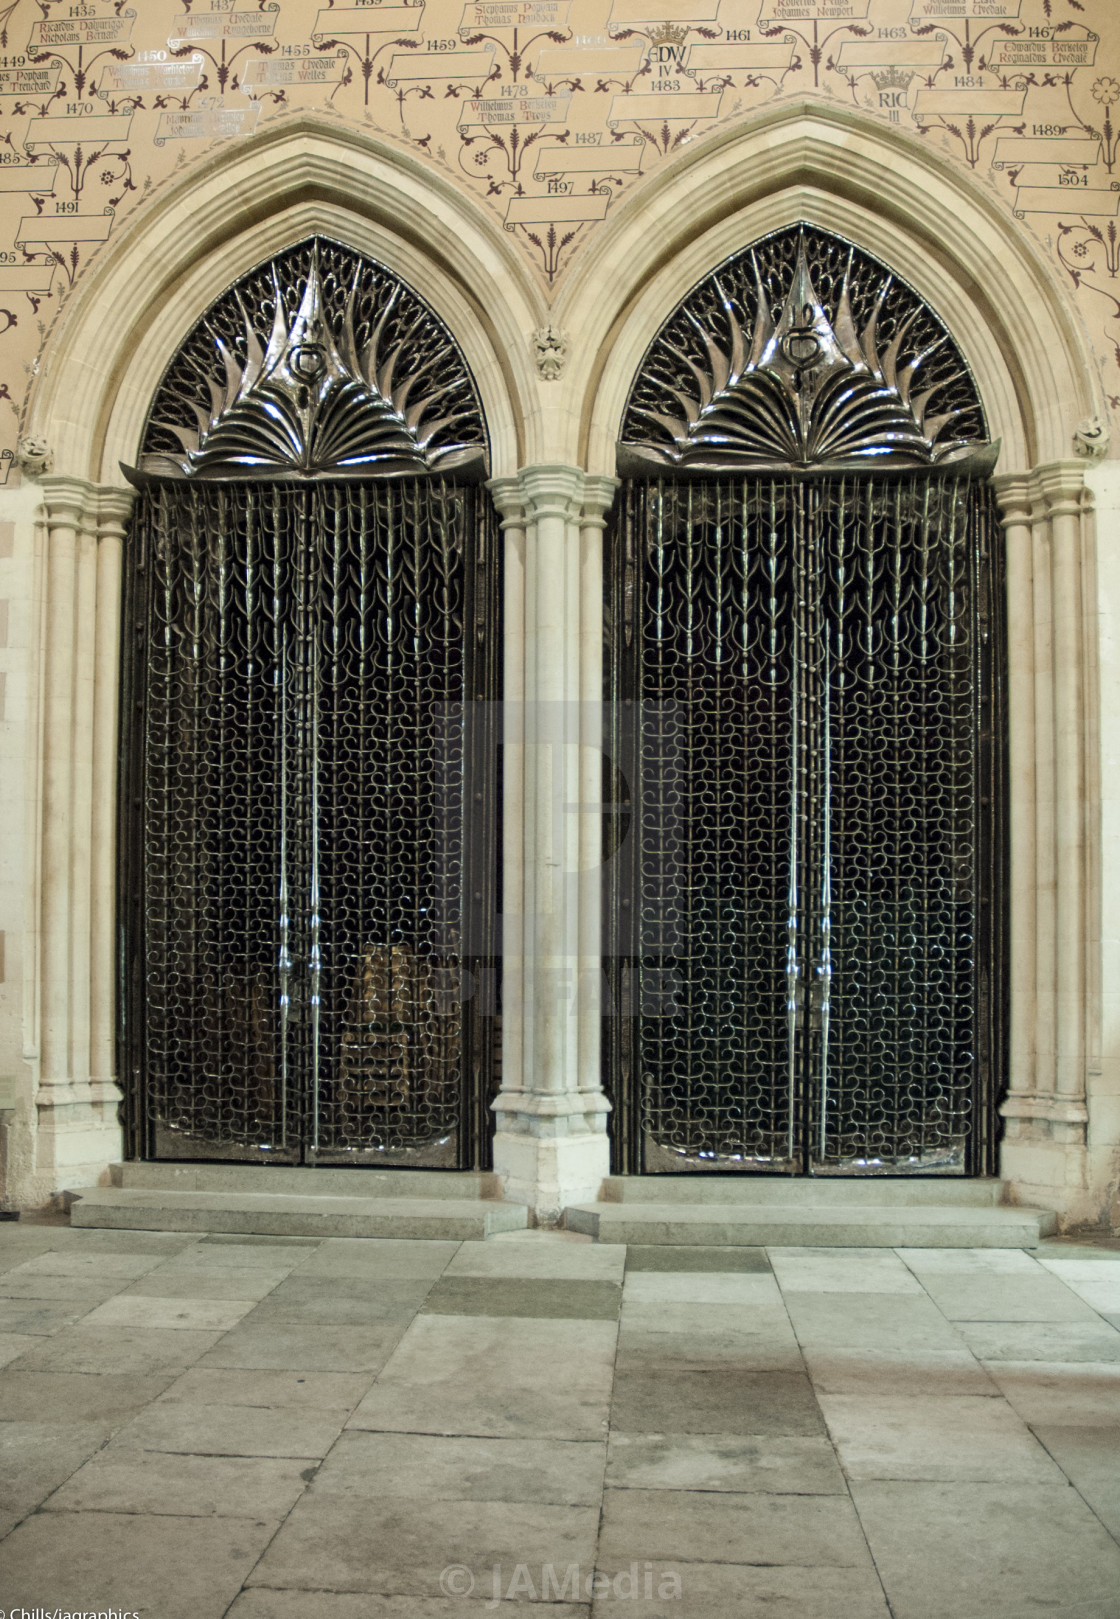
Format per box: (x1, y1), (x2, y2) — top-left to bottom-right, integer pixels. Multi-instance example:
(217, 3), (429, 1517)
(604, 475), (1004, 1176)
(121, 237), (500, 1168)
(134, 236), (489, 481)
(122, 479), (502, 1167)
(619, 225), (991, 474)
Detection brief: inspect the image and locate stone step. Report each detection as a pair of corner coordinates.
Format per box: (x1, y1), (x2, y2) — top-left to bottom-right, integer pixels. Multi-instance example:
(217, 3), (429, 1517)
(110, 1162), (500, 1200)
(68, 1187), (529, 1240)
(564, 1200), (1058, 1247)
(601, 1175), (1006, 1207)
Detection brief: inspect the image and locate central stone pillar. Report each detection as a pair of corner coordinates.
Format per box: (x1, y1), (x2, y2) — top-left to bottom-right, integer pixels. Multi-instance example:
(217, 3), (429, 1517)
(488, 465), (618, 1222)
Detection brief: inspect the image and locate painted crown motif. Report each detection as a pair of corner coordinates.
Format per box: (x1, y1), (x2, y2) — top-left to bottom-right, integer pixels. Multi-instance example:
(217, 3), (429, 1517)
(648, 22), (689, 44)
(870, 65), (914, 93)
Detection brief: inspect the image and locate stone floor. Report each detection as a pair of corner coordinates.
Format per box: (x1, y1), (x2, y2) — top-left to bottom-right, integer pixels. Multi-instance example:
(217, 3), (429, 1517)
(0, 1221), (1119, 1619)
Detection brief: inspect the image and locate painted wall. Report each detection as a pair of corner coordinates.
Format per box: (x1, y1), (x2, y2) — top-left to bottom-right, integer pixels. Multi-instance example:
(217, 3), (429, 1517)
(0, 0), (1117, 482)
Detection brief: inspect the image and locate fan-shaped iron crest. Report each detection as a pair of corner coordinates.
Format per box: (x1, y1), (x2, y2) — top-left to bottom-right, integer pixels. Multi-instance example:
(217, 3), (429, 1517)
(132, 237), (488, 482)
(619, 225), (990, 475)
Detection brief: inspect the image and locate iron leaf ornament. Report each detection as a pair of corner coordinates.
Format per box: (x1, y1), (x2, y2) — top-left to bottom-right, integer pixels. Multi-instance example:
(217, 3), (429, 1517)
(133, 238), (488, 481)
(619, 226), (991, 475)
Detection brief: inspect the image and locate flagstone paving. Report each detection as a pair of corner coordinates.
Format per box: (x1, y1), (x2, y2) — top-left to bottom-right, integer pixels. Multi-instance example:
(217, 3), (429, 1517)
(0, 1219), (1117, 1618)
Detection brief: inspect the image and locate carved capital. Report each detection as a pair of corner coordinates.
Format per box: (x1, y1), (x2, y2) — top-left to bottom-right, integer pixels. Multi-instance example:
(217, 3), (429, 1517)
(1034, 460), (1088, 523)
(578, 473), (620, 528)
(486, 474), (528, 528)
(94, 486), (137, 538)
(990, 472), (1035, 529)
(490, 468), (617, 530)
(38, 473), (96, 533)
(38, 474), (135, 537)
(515, 463), (588, 528)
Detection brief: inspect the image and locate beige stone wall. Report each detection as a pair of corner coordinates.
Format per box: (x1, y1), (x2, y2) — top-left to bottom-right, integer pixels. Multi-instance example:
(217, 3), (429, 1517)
(1087, 456), (1120, 1231)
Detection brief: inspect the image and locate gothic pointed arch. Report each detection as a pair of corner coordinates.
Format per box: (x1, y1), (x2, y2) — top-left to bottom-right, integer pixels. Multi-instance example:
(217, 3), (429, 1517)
(119, 235), (502, 1169)
(604, 215), (1005, 1177)
(22, 113), (533, 484)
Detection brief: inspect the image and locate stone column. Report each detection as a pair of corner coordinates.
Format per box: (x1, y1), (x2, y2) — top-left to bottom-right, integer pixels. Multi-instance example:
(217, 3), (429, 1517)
(577, 477), (618, 1136)
(90, 491), (133, 1097)
(994, 462), (1095, 1219)
(996, 475), (1037, 1114)
(488, 465), (618, 1221)
(16, 475), (134, 1203)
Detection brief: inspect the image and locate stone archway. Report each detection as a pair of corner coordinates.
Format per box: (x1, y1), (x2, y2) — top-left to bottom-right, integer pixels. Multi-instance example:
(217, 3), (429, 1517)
(9, 102), (1113, 1225)
(10, 116), (532, 1205)
(559, 104), (1109, 1224)
(120, 235), (502, 1170)
(603, 220), (1003, 1178)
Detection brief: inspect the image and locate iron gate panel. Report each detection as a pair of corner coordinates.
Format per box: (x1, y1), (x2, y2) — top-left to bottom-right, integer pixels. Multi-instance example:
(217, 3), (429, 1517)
(604, 475), (1004, 1176)
(120, 478), (500, 1167)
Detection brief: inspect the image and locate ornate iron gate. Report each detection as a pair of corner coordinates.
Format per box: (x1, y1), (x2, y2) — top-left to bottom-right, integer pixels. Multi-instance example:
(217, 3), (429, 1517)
(604, 225), (1005, 1176)
(121, 479), (499, 1166)
(605, 475), (1003, 1174)
(119, 239), (499, 1167)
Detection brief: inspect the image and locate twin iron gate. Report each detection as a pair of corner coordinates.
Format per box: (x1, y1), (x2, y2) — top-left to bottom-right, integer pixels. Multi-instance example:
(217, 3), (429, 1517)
(120, 228), (1004, 1176)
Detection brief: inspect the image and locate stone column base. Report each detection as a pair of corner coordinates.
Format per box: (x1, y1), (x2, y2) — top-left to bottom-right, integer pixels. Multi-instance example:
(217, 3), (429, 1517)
(3, 1079), (123, 1210)
(999, 1109), (1101, 1229)
(492, 1089), (611, 1225)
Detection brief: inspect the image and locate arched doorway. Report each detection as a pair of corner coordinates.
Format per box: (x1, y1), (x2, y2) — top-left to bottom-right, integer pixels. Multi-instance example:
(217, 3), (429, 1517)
(119, 236), (501, 1169)
(604, 224), (1005, 1177)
